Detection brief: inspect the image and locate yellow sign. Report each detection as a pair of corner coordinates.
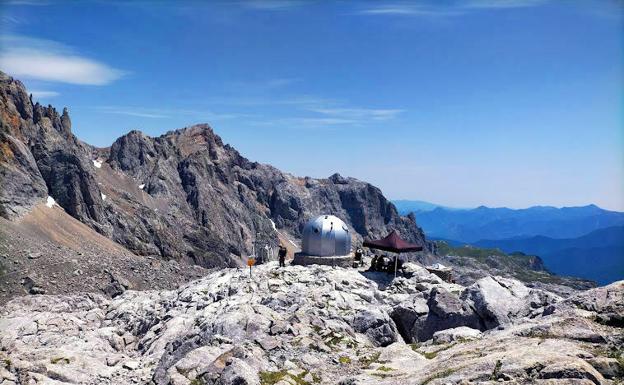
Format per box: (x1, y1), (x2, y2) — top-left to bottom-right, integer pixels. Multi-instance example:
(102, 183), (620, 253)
(247, 257), (255, 267)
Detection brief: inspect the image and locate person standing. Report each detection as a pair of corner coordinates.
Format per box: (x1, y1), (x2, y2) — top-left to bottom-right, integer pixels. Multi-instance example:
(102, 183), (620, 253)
(354, 247), (363, 267)
(278, 245), (287, 267)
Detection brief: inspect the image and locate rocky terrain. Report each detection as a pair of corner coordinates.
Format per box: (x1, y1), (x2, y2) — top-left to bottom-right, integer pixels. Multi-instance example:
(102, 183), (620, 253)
(0, 262), (622, 385)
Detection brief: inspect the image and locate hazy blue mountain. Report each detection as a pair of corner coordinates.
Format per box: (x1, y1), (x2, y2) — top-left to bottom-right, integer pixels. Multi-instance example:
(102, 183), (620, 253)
(473, 226), (624, 285)
(411, 204), (624, 242)
(392, 200), (460, 214)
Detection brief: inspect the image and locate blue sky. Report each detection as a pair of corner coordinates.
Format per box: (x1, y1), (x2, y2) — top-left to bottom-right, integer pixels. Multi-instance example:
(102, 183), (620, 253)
(1, 0), (622, 211)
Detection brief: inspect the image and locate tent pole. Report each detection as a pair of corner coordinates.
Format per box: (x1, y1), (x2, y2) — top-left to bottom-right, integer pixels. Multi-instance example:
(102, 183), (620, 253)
(394, 253), (398, 278)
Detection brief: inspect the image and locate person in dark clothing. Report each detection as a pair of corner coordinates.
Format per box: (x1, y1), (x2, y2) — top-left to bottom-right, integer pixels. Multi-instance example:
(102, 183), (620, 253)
(370, 254), (378, 271)
(376, 255), (386, 272)
(354, 247), (363, 267)
(396, 257), (405, 275)
(278, 245), (287, 267)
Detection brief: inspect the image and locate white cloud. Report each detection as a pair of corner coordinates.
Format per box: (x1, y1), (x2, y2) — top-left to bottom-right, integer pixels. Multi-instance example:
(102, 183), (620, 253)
(95, 106), (241, 121)
(96, 106), (168, 119)
(251, 106), (403, 128)
(465, 0), (546, 9)
(30, 90), (59, 98)
(358, 4), (448, 16)
(0, 35), (125, 85)
(358, 0), (547, 17)
(310, 108), (404, 121)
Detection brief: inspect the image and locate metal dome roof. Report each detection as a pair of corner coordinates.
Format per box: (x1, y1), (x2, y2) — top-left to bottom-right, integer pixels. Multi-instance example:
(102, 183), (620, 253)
(301, 215), (351, 257)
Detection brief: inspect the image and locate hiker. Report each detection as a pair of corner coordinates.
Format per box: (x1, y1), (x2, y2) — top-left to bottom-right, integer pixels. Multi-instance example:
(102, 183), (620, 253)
(376, 255), (386, 272)
(354, 247), (363, 267)
(370, 254), (378, 271)
(278, 245), (287, 267)
(395, 257), (405, 275)
(381, 255), (391, 273)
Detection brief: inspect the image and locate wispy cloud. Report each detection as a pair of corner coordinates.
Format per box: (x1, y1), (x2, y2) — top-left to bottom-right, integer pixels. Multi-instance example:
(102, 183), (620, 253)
(0, 35), (126, 85)
(310, 107), (404, 121)
(229, 77), (302, 91)
(30, 90), (59, 99)
(1, 15), (23, 25)
(358, 4), (456, 16)
(358, 0), (547, 17)
(240, 0), (307, 11)
(464, 0), (546, 9)
(251, 103), (404, 129)
(252, 117), (358, 128)
(4, 0), (50, 5)
(95, 106), (241, 121)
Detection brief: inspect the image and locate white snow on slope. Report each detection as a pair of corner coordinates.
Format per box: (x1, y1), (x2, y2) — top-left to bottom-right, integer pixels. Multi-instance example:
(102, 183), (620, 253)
(92, 159), (102, 168)
(45, 196), (56, 208)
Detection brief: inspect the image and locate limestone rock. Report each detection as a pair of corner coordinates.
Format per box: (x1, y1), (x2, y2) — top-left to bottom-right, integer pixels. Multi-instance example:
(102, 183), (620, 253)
(0, 264), (622, 385)
(432, 326), (482, 344)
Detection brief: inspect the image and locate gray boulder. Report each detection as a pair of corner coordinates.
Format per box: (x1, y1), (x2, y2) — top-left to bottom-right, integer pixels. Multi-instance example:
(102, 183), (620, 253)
(352, 308), (399, 347)
(391, 287), (483, 343)
(461, 276), (559, 329)
(218, 358), (260, 385)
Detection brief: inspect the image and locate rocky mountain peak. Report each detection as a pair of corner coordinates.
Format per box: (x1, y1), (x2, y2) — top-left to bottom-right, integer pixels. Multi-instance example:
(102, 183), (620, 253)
(0, 71), (430, 269)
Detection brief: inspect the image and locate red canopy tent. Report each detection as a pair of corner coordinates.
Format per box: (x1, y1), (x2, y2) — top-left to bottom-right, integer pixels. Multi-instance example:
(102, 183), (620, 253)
(363, 230), (423, 277)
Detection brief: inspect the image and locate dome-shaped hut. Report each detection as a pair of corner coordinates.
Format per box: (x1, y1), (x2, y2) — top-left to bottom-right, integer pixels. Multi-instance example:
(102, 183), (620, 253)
(302, 215), (351, 256)
(293, 215), (353, 267)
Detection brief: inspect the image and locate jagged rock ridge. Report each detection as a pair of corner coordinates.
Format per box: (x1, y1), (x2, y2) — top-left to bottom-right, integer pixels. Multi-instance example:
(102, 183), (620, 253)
(0, 71), (428, 268)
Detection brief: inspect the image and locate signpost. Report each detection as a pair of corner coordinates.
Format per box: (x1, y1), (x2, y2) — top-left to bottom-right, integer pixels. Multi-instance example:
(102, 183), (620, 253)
(247, 257), (255, 278)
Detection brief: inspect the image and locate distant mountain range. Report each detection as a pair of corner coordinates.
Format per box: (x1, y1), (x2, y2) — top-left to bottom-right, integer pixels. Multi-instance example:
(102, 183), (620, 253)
(392, 200), (449, 213)
(474, 226), (624, 285)
(395, 203), (624, 242)
(393, 201), (624, 284)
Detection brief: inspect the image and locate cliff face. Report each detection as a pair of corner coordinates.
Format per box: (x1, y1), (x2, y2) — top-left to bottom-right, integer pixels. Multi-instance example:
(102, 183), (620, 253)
(0, 72), (429, 267)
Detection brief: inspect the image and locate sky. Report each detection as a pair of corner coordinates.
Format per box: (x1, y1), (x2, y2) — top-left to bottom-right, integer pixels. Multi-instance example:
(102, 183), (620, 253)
(1, 0), (622, 211)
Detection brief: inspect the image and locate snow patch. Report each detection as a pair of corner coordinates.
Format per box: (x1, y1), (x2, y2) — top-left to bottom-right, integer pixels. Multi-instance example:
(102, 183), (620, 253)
(45, 196), (56, 208)
(269, 219), (277, 231)
(92, 159), (102, 168)
(139, 184), (145, 190)
(101, 193), (107, 201)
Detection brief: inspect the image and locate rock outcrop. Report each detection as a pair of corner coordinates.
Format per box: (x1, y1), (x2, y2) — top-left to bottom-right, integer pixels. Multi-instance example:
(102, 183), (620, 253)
(0, 71), (429, 269)
(0, 264), (622, 385)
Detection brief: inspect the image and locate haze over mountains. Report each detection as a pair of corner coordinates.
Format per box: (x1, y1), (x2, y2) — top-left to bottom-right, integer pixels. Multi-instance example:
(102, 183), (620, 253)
(395, 201), (624, 284)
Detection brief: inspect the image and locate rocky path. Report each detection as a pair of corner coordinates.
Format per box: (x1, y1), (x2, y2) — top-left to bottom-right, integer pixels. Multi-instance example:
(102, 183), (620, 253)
(0, 263), (622, 385)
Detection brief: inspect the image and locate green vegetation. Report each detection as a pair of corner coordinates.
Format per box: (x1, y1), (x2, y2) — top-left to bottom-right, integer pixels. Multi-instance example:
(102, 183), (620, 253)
(2, 359), (11, 369)
(435, 240), (581, 286)
(358, 351), (381, 368)
(260, 370), (288, 385)
(259, 370), (317, 385)
(189, 379), (204, 385)
(490, 360), (502, 380)
(338, 356), (351, 364)
(416, 342), (458, 359)
(377, 365), (395, 372)
(421, 368), (457, 385)
(50, 357), (70, 365)
(436, 241), (506, 259)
